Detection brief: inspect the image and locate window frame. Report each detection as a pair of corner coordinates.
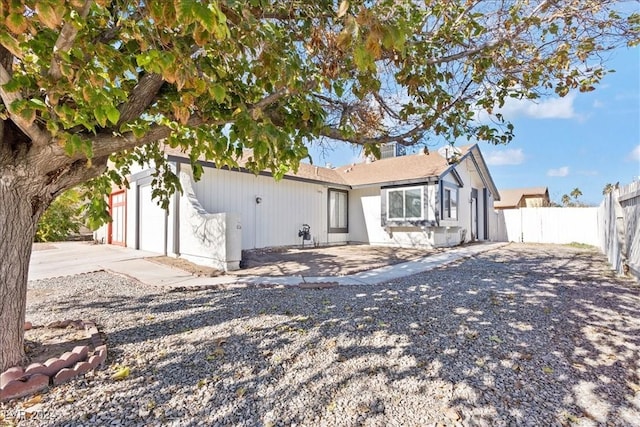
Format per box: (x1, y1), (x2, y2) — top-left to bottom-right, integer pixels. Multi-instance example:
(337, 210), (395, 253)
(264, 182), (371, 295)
(327, 188), (349, 233)
(386, 186), (425, 221)
(441, 184), (459, 220)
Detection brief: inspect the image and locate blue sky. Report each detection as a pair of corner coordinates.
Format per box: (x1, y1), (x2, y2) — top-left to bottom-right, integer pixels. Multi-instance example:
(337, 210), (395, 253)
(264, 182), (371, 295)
(307, 47), (640, 206)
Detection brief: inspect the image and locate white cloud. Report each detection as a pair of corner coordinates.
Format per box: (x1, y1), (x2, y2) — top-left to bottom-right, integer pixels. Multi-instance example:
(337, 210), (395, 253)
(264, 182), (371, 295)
(499, 92), (578, 120)
(547, 166), (570, 177)
(485, 148), (525, 166)
(628, 145), (640, 162)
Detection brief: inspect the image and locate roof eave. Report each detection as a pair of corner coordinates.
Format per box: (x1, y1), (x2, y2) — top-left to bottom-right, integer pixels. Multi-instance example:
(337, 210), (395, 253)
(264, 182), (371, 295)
(350, 176), (440, 189)
(469, 145), (501, 200)
(167, 155), (351, 189)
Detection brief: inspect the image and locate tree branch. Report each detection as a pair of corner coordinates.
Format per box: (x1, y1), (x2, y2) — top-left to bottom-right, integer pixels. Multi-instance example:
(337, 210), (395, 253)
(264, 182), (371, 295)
(116, 73), (165, 127)
(0, 63), (50, 147)
(47, 156), (111, 198)
(372, 92), (401, 120)
(49, 1), (92, 80)
(249, 79), (318, 114)
(317, 77), (474, 146)
(425, 0), (556, 66)
(251, 86), (292, 111)
(94, 79), (310, 159)
(319, 124), (425, 146)
(90, 124), (174, 159)
(218, 3), (313, 25)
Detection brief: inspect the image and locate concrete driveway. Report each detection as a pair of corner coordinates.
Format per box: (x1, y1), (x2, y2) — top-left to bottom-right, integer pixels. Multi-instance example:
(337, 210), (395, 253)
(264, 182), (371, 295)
(29, 242), (165, 281)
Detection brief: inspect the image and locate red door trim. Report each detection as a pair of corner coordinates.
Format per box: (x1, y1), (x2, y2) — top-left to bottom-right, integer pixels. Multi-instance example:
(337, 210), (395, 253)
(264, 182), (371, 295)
(108, 190), (127, 246)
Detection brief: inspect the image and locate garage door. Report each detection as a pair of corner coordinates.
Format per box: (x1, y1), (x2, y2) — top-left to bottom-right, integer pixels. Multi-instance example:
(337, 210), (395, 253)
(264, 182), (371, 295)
(138, 184), (166, 253)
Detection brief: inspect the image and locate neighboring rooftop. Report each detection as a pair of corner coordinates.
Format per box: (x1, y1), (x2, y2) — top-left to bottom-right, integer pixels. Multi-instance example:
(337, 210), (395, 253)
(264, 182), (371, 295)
(495, 187), (550, 209)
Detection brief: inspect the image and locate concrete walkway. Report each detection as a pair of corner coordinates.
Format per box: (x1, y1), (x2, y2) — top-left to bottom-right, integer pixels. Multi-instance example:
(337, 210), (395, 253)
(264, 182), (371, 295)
(29, 241), (509, 288)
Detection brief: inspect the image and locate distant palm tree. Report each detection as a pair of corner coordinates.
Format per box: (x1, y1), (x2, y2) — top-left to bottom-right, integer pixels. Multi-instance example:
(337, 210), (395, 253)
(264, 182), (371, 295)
(561, 194), (571, 206)
(570, 187), (582, 201)
(602, 183), (614, 195)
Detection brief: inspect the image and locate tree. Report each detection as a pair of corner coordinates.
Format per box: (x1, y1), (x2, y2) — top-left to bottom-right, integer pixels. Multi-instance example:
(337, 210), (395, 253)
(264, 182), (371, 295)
(35, 188), (84, 242)
(561, 188), (592, 207)
(0, 1), (637, 370)
(570, 187), (583, 201)
(602, 183), (615, 195)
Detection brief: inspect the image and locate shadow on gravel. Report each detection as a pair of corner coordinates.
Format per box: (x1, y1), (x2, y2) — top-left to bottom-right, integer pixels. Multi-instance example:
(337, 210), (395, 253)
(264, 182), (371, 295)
(232, 244), (439, 277)
(18, 243), (640, 426)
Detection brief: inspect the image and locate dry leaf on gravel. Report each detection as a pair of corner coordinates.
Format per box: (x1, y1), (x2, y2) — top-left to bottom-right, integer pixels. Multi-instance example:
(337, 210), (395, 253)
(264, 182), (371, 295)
(111, 366), (131, 380)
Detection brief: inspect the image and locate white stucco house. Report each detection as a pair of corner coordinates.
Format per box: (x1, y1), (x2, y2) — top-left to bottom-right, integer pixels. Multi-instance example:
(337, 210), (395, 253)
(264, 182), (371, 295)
(95, 143), (500, 271)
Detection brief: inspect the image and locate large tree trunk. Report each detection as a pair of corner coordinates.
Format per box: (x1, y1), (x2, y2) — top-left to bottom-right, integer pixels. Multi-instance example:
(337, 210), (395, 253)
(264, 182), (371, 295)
(0, 183), (39, 372)
(0, 115), (109, 372)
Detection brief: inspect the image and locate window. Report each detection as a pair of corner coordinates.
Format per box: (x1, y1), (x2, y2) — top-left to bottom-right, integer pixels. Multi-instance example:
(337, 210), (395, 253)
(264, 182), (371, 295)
(387, 187), (423, 220)
(328, 189), (348, 233)
(442, 188), (458, 220)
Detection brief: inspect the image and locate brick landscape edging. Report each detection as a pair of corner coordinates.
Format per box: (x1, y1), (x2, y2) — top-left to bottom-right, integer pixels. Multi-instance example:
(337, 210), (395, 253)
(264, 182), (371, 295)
(0, 320), (107, 402)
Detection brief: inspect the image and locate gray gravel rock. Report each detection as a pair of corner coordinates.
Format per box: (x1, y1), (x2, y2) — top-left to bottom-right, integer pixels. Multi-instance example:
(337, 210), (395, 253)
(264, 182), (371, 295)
(2, 243), (639, 426)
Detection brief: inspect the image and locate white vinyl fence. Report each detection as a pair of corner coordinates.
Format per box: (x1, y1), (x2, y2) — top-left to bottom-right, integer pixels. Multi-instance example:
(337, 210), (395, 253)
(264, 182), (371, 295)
(491, 181), (639, 280)
(599, 181), (640, 279)
(491, 207), (599, 246)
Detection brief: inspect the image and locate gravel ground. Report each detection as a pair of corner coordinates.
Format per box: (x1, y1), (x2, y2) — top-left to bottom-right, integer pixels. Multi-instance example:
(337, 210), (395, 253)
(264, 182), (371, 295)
(2, 243), (639, 426)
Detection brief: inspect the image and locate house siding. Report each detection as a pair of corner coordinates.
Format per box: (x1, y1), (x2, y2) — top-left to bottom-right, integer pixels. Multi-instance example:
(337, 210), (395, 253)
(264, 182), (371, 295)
(187, 164), (347, 250)
(438, 156), (492, 242)
(349, 186), (438, 247)
(125, 184), (138, 249)
(94, 144), (499, 267)
(347, 155), (496, 248)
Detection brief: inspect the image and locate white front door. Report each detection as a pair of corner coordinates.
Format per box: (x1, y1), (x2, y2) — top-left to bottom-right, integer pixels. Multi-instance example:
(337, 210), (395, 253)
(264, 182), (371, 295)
(138, 184), (166, 253)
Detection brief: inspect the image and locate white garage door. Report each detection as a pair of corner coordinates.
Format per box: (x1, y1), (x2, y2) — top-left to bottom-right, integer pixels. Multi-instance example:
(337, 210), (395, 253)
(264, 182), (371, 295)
(138, 184), (166, 253)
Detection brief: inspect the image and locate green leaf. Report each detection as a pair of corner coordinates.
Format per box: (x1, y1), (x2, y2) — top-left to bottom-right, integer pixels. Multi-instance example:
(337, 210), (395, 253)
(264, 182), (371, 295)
(5, 13), (27, 34)
(28, 99), (47, 113)
(46, 120), (59, 134)
(2, 78), (22, 92)
(333, 82), (344, 97)
(353, 45), (373, 72)
(70, 134), (83, 151)
(106, 106), (121, 125)
(0, 32), (20, 57)
(211, 84), (226, 103)
(35, 1), (62, 29)
(19, 108), (36, 125)
(193, 3), (215, 32)
(94, 107), (107, 127)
